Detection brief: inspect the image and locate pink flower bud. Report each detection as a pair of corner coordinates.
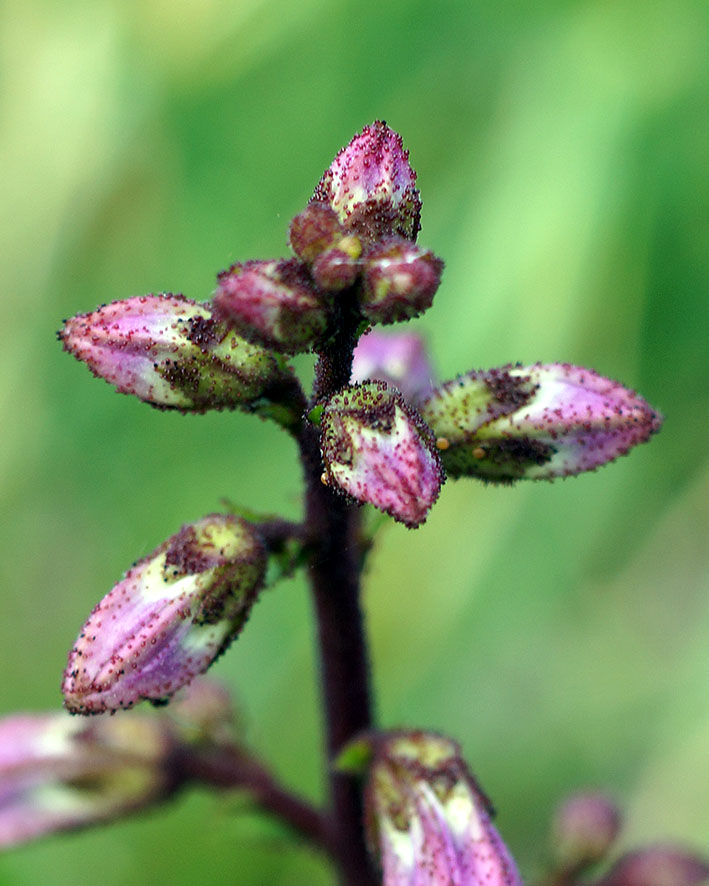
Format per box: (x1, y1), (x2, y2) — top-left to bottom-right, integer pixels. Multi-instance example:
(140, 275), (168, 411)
(311, 121), (422, 243)
(311, 245), (361, 292)
(362, 731), (523, 886)
(351, 330), (436, 405)
(0, 710), (175, 848)
(60, 294), (288, 412)
(63, 514), (266, 715)
(320, 382), (443, 528)
(361, 236), (443, 324)
(420, 363), (663, 482)
(289, 202), (346, 263)
(597, 846), (709, 886)
(214, 259), (328, 353)
(551, 792), (622, 869)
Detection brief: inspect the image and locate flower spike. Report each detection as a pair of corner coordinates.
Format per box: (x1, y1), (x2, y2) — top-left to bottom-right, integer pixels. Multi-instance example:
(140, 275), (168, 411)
(63, 514), (266, 715)
(420, 363), (662, 482)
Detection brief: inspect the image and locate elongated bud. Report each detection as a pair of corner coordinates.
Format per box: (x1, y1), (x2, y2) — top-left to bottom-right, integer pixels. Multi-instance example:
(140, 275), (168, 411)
(213, 259), (328, 353)
(420, 363), (663, 482)
(320, 382), (443, 528)
(0, 710), (175, 848)
(361, 237), (443, 324)
(596, 846), (709, 886)
(355, 731), (523, 886)
(63, 514), (266, 715)
(60, 294), (289, 413)
(352, 330), (436, 405)
(311, 120), (422, 243)
(551, 792), (622, 870)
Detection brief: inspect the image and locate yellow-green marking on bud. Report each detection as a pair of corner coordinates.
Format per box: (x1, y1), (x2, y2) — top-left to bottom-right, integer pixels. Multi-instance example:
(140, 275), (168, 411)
(63, 515), (266, 715)
(320, 382), (444, 528)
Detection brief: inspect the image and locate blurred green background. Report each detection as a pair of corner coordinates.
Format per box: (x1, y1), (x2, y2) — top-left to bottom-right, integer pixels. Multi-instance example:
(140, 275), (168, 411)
(1, 0), (707, 882)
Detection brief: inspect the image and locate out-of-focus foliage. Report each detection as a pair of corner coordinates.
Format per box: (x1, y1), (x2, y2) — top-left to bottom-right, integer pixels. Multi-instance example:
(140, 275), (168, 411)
(1, 0), (707, 882)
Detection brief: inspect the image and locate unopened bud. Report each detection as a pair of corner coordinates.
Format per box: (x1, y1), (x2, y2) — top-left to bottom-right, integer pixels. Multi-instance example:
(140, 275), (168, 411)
(311, 247), (361, 292)
(60, 294), (288, 412)
(0, 710), (175, 848)
(351, 330), (436, 405)
(63, 514), (266, 715)
(359, 731), (523, 886)
(420, 363), (663, 482)
(320, 382), (443, 528)
(167, 678), (237, 746)
(311, 120), (422, 243)
(361, 237), (443, 324)
(597, 846), (709, 886)
(552, 792), (622, 869)
(214, 259), (327, 353)
(289, 202), (345, 263)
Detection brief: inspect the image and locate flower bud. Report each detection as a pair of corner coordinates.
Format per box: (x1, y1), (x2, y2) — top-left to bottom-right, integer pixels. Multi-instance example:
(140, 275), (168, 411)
(289, 202), (346, 263)
(420, 363), (663, 482)
(320, 382), (443, 528)
(360, 731), (523, 886)
(311, 243), (361, 292)
(351, 330), (436, 405)
(597, 846), (709, 886)
(361, 237), (443, 324)
(214, 259), (328, 353)
(311, 120), (422, 243)
(60, 294), (289, 413)
(0, 710), (175, 848)
(63, 514), (266, 715)
(551, 792), (622, 869)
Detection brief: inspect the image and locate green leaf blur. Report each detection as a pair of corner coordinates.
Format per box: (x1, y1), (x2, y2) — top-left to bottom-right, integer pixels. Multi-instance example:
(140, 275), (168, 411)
(1, 0), (707, 882)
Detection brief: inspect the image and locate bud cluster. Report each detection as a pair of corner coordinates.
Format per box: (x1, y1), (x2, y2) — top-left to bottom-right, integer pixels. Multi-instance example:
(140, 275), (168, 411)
(26, 120), (669, 884)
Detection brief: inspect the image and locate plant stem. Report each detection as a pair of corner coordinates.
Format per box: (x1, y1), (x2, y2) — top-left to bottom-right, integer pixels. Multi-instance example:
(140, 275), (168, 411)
(299, 291), (377, 885)
(175, 744), (329, 851)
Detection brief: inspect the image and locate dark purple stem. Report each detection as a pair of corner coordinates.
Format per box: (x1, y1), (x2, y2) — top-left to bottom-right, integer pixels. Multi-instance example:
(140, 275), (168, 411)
(174, 743), (329, 850)
(298, 289), (377, 886)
